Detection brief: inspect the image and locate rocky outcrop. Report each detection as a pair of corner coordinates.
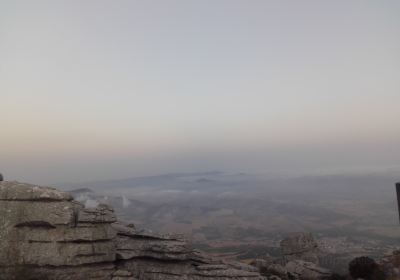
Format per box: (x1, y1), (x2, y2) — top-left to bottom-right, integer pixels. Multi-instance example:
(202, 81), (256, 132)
(285, 260), (332, 280)
(0, 181), (266, 280)
(280, 233), (320, 264)
(250, 233), (332, 280)
(113, 222), (265, 279)
(0, 181), (117, 280)
(379, 250), (400, 280)
(250, 259), (332, 280)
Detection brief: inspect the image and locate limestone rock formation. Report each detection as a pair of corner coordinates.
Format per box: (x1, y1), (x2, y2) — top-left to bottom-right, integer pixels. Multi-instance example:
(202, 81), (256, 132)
(250, 233), (332, 280)
(0, 181), (117, 280)
(113, 222), (265, 279)
(379, 250), (400, 280)
(280, 233), (320, 264)
(250, 258), (332, 280)
(0, 181), (266, 280)
(285, 260), (332, 280)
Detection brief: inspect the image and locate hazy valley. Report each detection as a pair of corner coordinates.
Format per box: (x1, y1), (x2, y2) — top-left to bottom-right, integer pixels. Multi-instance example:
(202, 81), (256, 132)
(63, 171), (400, 272)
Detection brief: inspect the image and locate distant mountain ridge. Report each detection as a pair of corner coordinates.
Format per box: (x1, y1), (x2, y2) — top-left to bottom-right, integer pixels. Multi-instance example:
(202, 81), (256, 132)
(70, 171), (226, 189)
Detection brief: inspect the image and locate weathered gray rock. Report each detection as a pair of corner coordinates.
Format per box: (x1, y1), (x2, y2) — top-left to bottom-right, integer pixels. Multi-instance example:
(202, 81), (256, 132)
(223, 260), (260, 273)
(78, 203), (117, 223)
(113, 222), (191, 261)
(112, 269), (137, 280)
(118, 258), (266, 280)
(285, 260), (332, 280)
(0, 181), (267, 280)
(280, 233), (318, 255)
(0, 263), (116, 280)
(113, 222), (266, 279)
(114, 226), (191, 261)
(0, 181), (73, 201)
(0, 181), (117, 279)
(250, 260), (290, 280)
(251, 234), (332, 280)
(280, 233), (320, 264)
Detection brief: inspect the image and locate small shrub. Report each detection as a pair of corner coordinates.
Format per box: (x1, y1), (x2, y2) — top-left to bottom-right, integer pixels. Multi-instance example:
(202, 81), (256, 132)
(348, 256), (385, 280)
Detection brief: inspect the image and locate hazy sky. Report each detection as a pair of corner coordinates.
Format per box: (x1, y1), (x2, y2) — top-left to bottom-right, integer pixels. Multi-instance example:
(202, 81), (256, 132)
(1, 0), (400, 184)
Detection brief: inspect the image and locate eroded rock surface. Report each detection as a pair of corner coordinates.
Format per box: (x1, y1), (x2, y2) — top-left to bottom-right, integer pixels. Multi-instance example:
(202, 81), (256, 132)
(285, 260), (332, 280)
(280, 232), (320, 264)
(251, 258), (332, 280)
(250, 233), (333, 280)
(0, 181), (117, 280)
(0, 181), (266, 280)
(114, 222), (265, 279)
(379, 250), (400, 280)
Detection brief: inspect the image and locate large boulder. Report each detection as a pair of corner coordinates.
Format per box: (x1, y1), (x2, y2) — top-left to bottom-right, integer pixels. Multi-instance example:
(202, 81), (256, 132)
(285, 260), (332, 280)
(250, 233), (333, 280)
(280, 233), (320, 264)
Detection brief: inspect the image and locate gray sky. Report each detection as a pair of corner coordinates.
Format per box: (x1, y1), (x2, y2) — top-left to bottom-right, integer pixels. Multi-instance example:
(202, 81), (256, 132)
(1, 0), (400, 184)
